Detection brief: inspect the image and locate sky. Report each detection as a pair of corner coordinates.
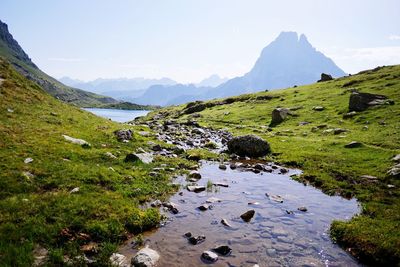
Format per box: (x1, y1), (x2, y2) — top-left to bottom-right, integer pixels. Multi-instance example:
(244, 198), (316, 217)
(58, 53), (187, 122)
(1, 0), (399, 83)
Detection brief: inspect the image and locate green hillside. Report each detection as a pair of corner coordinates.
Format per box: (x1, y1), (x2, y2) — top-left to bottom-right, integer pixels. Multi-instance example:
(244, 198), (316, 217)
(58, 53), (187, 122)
(143, 65), (400, 265)
(0, 58), (185, 265)
(0, 20), (152, 109)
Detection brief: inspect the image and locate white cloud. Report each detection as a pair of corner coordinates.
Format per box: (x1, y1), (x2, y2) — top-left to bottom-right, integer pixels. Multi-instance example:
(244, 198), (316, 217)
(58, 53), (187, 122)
(389, 35), (400, 40)
(323, 46), (400, 74)
(48, 57), (86, 62)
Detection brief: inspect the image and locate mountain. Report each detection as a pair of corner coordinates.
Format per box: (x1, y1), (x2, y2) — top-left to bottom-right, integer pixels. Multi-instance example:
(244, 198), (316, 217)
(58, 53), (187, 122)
(196, 74), (228, 87)
(0, 20), (149, 109)
(134, 83), (211, 106)
(134, 32), (347, 106)
(205, 31), (346, 99)
(58, 76), (177, 101)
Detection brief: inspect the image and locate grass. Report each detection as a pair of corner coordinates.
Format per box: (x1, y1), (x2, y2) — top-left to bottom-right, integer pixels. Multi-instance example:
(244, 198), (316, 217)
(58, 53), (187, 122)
(144, 65), (400, 265)
(0, 59), (189, 266)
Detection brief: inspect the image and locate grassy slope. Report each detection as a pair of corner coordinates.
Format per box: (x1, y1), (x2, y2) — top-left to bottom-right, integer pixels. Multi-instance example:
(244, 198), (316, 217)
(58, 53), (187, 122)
(0, 59), (187, 266)
(147, 65), (400, 265)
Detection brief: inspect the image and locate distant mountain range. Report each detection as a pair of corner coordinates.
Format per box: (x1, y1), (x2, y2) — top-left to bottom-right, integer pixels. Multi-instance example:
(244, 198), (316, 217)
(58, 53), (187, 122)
(132, 31), (347, 106)
(0, 20), (151, 109)
(58, 74), (228, 103)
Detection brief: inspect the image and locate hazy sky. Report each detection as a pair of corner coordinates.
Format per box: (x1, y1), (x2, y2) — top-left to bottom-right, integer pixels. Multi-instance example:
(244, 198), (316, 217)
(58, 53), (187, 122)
(1, 0), (399, 83)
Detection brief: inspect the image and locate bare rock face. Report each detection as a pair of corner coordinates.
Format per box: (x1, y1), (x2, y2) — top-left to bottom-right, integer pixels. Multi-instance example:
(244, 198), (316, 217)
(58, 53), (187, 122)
(227, 135), (271, 158)
(131, 247), (159, 267)
(270, 108), (290, 125)
(349, 91), (394, 112)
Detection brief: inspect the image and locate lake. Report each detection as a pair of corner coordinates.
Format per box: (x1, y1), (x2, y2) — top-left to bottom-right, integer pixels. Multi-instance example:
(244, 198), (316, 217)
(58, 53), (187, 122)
(83, 108), (150, 122)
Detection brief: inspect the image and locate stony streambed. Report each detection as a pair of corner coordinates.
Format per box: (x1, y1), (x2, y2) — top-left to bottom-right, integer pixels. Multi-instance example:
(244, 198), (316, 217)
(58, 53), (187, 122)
(117, 120), (362, 266)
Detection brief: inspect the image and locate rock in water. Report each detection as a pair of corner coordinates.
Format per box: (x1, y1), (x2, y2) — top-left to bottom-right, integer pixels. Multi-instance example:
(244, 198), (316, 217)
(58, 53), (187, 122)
(131, 247), (159, 267)
(213, 245), (232, 256)
(298, 206), (308, 212)
(227, 135), (271, 157)
(317, 73), (333, 82)
(187, 185), (206, 193)
(240, 210), (255, 222)
(270, 108), (290, 125)
(188, 235), (206, 245)
(188, 170), (201, 179)
(114, 129), (133, 142)
(349, 91), (393, 112)
(201, 251), (218, 263)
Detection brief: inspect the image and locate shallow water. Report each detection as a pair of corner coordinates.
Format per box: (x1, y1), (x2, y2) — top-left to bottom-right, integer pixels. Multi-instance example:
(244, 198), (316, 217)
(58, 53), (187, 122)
(120, 161), (361, 267)
(83, 108), (149, 122)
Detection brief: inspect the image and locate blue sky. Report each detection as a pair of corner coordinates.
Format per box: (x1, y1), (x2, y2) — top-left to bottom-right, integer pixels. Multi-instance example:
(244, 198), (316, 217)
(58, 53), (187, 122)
(1, 0), (399, 83)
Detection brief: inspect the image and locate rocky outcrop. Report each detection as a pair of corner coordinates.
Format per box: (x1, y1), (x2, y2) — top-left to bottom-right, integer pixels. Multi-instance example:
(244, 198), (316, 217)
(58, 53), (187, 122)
(349, 91), (394, 112)
(317, 73), (333, 82)
(227, 135), (271, 157)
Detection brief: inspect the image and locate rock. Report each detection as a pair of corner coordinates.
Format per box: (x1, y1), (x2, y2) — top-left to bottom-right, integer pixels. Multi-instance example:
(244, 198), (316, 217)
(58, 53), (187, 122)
(162, 202), (179, 214)
(349, 91), (393, 112)
(201, 251), (218, 263)
(7, 108), (13, 113)
(298, 121), (310, 126)
(124, 153), (141, 163)
(184, 232), (192, 238)
(22, 171), (34, 180)
(70, 187), (80, 194)
(187, 185), (206, 193)
(221, 218), (233, 228)
(240, 210), (255, 222)
(138, 131), (150, 137)
(213, 182), (229, 187)
(254, 163), (264, 170)
(266, 193), (284, 203)
(188, 235), (206, 245)
(298, 206), (308, 212)
(188, 170), (201, 179)
(387, 165), (400, 178)
(198, 204), (210, 211)
(333, 128), (347, 135)
(135, 153), (153, 164)
(151, 144), (162, 152)
(229, 163), (237, 169)
(344, 141), (362, 148)
(227, 135), (271, 157)
(271, 108), (290, 125)
(131, 247), (159, 267)
(109, 253), (127, 267)
(343, 111), (357, 119)
(206, 197), (221, 203)
(62, 135), (90, 146)
(312, 106), (325, 111)
(150, 200), (162, 207)
(192, 128), (205, 135)
(33, 245), (48, 267)
(24, 157), (33, 164)
(105, 152), (117, 159)
(393, 154), (400, 162)
(248, 201), (260, 206)
(212, 245), (232, 256)
(219, 164), (227, 170)
(114, 129), (133, 142)
(317, 73), (333, 82)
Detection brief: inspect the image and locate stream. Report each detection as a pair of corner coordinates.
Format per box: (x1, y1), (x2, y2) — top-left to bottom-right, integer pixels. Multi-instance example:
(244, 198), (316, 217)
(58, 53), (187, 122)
(119, 160), (361, 266)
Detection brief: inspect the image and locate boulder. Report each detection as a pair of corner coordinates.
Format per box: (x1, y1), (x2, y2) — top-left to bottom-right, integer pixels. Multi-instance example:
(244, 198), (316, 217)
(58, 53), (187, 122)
(24, 157), (33, 164)
(212, 245), (232, 256)
(387, 164), (400, 178)
(221, 218), (233, 228)
(124, 153), (141, 163)
(227, 135), (271, 157)
(201, 251), (218, 263)
(298, 206), (308, 212)
(109, 253), (127, 267)
(271, 108), (290, 125)
(114, 129), (133, 142)
(344, 141), (363, 148)
(188, 170), (201, 180)
(317, 73), (333, 82)
(240, 210), (255, 222)
(187, 185), (206, 193)
(349, 91), (394, 112)
(131, 247), (159, 267)
(188, 235), (206, 245)
(219, 164), (227, 170)
(312, 106), (325, 111)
